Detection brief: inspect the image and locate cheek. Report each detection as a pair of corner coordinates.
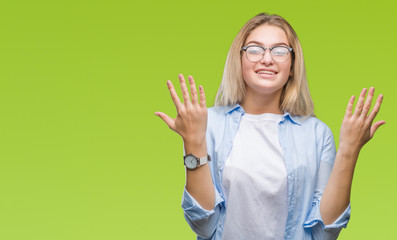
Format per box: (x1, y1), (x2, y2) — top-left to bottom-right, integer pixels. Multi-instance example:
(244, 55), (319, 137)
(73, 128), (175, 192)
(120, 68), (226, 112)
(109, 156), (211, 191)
(241, 58), (255, 79)
(278, 63), (292, 86)
(288, 59), (293, 76)
(282, 62), (292, 77)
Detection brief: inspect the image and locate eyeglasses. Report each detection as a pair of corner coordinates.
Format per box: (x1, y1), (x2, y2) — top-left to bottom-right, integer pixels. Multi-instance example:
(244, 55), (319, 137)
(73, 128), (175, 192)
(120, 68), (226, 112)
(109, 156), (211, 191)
(241, 45), (293, 63)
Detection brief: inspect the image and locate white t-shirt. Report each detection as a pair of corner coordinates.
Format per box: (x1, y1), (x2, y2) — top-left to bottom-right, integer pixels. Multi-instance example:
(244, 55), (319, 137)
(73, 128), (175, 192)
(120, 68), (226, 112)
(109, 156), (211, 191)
(222, 112), (288, 240)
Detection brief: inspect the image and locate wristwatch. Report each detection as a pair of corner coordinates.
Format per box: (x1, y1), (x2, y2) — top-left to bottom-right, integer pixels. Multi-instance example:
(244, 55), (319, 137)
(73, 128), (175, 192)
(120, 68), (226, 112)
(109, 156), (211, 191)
(184, 154), (211, 170)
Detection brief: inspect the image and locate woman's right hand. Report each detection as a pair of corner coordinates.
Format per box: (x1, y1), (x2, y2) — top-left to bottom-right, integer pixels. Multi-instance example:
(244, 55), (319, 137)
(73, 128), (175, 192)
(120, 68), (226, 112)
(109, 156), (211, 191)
(157, 74), (214, 211)
(155, 74), (208, 146)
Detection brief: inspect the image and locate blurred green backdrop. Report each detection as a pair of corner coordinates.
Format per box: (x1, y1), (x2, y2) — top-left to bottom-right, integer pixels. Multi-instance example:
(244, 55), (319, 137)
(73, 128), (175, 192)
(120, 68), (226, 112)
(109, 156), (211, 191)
(0, 0), (395, 239)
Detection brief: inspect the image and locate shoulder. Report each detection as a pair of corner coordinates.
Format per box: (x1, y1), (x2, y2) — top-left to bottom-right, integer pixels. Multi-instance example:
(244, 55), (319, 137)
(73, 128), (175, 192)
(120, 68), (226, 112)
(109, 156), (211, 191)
(295, 115), (332, 132)
(206, 106), (230, 132)
(206, 105), (242, 138)
(303, 117), (335, 148)
(207, 104), (240, 115)
(287, 115), (336, 160)
(287, 115), (334, 142)
(208, 105), (227, 117)
(207, 104), (242, 121)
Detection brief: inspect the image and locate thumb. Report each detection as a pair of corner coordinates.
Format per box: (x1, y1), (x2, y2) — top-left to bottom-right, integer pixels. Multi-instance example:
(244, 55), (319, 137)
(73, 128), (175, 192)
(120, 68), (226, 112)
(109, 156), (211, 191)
(370, 120), (386, 139)
(155, 112), (176, 130)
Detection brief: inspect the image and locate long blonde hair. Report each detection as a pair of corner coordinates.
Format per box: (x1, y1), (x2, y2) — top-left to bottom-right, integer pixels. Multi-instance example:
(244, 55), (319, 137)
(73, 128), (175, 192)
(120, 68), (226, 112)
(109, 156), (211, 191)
(215, 13), (314, 117)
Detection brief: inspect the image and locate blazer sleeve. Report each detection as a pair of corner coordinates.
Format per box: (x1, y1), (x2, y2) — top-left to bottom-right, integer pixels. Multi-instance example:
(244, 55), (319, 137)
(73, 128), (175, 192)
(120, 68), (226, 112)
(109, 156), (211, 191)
(181, 186), (224, 239)
(302, 126), (351, 239)
(181, 107), (226, 239)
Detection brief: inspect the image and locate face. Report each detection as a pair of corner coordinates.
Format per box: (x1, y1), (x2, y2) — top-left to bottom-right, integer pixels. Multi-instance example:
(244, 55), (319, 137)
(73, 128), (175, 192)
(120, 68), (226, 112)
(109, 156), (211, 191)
(241, 24), (292, 97)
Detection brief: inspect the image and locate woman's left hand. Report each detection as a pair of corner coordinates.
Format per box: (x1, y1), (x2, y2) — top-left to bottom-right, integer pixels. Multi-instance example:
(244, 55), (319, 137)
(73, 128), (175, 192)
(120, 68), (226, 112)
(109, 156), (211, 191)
(321, 87), (384, 224)
(338, 87), (385, 156)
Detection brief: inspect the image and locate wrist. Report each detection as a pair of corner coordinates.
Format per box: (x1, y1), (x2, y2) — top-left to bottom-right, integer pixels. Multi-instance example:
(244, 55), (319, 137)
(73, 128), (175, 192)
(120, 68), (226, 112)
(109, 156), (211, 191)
(184, 154), (211, 170)
(337, 144), (360, 159)
(183, 138), (207, 157)
(336, 145), (360, 172)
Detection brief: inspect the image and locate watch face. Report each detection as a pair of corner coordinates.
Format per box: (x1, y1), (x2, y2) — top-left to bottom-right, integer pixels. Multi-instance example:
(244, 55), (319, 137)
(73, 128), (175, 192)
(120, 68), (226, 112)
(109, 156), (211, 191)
(185, 155), (197, 169)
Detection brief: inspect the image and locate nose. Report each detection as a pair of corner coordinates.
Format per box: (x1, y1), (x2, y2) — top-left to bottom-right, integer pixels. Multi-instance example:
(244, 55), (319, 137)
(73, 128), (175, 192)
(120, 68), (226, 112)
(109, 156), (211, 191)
(260, 49), (273, 65)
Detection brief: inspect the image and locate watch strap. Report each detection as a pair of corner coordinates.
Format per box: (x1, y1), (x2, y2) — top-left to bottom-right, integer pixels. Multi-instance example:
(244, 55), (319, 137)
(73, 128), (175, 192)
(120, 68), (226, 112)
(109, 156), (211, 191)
(198, 155), (211, 166)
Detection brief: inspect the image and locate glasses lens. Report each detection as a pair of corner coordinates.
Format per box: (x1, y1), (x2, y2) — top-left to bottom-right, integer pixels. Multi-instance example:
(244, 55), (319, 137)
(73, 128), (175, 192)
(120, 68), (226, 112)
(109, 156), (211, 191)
(245, 46), (264, 62)
(271, 47), (290, 63)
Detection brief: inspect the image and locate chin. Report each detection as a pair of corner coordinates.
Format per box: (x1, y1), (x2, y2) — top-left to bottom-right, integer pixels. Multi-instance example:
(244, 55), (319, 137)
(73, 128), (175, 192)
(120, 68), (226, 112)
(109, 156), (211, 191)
(246, 84), (284, 96)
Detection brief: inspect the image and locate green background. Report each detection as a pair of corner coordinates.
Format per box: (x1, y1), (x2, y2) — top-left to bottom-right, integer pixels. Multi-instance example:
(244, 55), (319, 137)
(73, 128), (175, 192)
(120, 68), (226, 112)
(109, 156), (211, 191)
(0, 0), (395, 239)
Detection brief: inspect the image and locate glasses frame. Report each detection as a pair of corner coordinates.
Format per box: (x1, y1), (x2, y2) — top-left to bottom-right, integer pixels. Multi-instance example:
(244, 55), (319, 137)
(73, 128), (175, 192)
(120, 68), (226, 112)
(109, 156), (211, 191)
(241, 45), (294, 63)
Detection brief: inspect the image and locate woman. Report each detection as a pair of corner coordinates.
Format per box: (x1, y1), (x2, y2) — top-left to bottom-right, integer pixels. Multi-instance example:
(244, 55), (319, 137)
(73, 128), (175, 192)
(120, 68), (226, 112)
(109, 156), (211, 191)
(155, 13), (384, 240)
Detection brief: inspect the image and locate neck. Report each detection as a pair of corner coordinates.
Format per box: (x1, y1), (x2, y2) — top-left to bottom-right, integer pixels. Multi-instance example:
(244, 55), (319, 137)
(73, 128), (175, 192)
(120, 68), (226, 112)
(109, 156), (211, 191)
(241, 88), (283, 115)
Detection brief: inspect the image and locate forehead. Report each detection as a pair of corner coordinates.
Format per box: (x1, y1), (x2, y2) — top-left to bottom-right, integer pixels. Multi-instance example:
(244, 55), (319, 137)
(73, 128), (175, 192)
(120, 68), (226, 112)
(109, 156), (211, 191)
(245, 24), (289, 46)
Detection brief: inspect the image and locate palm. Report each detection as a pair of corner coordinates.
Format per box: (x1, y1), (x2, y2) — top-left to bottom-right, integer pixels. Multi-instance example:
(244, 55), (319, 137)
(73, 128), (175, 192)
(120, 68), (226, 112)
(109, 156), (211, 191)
(339, 87), (385, 153)
(155, 74), (208, 142)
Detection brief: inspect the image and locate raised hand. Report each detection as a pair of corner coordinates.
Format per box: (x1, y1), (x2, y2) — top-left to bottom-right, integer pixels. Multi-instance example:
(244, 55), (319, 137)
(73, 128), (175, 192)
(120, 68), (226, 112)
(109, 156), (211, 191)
(155, 74), (208, 145)
(320, 87), (385, 225)
(339, 87), (385, 155)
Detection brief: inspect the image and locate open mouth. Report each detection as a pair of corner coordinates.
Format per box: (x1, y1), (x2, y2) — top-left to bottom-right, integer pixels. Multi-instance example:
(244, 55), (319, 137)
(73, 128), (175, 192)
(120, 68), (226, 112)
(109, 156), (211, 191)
(255, 69), (278, 77)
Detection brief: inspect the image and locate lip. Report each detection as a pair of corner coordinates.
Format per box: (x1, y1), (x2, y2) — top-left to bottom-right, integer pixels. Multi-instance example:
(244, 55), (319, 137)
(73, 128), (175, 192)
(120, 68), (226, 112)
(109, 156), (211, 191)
(255, 68), (278, 79)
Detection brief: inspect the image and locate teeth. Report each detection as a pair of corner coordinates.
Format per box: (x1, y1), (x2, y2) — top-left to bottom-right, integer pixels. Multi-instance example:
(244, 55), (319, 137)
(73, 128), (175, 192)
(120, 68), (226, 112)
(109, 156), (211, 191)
(257, 70), (275, 75)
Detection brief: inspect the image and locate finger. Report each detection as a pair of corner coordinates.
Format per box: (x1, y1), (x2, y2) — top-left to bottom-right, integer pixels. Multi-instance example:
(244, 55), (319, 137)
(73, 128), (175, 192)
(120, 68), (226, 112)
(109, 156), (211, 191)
(354, 88), (367, 116)
(345, 95), (355, 116)
(368, 94), (383, 121)
(155, 112), (176, 130)
(199, 85), (207, 108)
(370, 120), (386, 139)
(179, 74), (191, 104)
(167, 80), (183, 109)
(361, 87), (374, 117)
(189, 76), (198, 105)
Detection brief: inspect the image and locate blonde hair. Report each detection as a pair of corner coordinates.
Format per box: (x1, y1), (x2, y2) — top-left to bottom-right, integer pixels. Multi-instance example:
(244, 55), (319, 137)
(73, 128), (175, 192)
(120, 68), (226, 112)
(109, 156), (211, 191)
(215, 13), (314, 117)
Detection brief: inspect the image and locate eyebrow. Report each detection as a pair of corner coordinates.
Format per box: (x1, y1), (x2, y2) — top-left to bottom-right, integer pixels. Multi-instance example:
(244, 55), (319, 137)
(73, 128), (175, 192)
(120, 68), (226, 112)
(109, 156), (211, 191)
(245, 40), (289, 47)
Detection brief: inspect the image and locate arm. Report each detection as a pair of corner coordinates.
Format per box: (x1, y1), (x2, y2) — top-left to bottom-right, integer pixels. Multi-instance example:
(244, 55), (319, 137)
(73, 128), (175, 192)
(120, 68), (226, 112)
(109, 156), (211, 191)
(320, 87), (385, 224)
(303, 125), (350, 239)
(156, 74), (215, 210)
(156, 74), (219, 238)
